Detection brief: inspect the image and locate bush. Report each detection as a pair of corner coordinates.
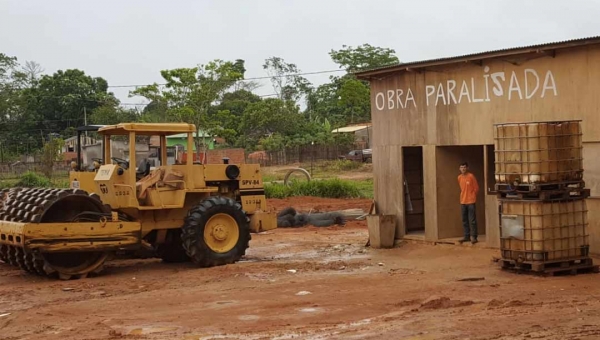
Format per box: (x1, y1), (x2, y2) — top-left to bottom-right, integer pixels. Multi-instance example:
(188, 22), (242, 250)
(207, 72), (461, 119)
(317, 159), (363, 172)
(264, 183), (290, 199)
(15, 171), (51, 187)
(52, 178), (71, 188)
(265, 178), (365, 199)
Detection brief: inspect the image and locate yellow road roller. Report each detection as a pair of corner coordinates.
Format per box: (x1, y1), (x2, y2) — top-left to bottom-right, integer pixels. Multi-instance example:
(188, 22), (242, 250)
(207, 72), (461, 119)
(0, 123), (276, 280)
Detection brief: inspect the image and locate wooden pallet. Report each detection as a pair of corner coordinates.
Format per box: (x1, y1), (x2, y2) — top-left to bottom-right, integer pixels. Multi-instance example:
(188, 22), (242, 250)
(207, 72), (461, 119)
(497, 188), (590, 201)
(495, 180), (585, 193)
(499, 256), (599, 276)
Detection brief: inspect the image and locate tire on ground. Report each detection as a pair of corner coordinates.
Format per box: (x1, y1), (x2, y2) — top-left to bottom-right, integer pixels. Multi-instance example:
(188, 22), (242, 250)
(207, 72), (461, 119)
(277, 207), (297, 218)
(277, 214), (296, 228)
(181, 196), (250, 267)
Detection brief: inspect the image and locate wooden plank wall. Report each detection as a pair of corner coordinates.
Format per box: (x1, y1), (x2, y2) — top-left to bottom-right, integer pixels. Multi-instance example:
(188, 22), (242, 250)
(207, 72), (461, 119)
(370, 45), (600, 146)
(372, 145), (405, 238)
(423, 145), (438, 241)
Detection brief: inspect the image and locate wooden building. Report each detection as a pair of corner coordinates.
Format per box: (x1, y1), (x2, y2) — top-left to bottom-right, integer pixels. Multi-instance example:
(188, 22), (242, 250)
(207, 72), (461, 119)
(355, 36), (600, 253)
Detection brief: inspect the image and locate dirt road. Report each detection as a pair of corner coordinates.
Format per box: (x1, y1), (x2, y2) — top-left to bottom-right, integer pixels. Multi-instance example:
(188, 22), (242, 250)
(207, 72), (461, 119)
(1, 197), (599, 339)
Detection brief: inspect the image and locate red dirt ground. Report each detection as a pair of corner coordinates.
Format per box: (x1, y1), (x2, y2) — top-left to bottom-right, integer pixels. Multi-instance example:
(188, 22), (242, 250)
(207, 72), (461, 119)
(266, 196), (372, 213)
(1, 197), (600, 339)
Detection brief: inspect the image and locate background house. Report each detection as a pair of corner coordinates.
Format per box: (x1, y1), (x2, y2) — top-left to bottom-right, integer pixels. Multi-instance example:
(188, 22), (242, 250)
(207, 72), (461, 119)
(331, 123), (372, 149)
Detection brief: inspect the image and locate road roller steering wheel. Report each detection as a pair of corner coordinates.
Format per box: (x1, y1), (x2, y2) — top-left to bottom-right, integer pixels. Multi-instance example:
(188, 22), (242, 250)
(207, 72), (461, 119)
(111, 157), (129, 169)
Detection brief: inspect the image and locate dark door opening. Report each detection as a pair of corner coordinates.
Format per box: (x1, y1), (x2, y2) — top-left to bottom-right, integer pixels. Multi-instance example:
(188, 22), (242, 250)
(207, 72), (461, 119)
(436, 145), (486, 241)
(403, 146), (425, 236)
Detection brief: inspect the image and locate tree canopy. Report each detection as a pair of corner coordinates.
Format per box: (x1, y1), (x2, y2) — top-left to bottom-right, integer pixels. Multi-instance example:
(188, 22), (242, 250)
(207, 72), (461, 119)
(0, 44), (399, 157)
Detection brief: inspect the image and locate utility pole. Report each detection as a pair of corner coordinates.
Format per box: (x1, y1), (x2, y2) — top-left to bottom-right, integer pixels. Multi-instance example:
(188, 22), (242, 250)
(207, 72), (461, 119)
(84, 107), (88, 139)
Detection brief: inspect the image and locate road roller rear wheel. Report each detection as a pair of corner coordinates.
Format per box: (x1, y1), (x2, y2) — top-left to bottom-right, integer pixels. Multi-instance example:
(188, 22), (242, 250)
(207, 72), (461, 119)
(181, 196), (250, 267)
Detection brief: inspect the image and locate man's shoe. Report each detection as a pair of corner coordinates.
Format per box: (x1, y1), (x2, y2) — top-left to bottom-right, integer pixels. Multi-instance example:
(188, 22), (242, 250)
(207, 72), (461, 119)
(471, 239), (478, 244)
(458, 238), (470, 244)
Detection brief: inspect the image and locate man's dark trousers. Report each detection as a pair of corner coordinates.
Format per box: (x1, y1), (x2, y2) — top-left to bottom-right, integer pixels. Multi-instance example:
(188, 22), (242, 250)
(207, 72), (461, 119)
(461, 203), (477, 240)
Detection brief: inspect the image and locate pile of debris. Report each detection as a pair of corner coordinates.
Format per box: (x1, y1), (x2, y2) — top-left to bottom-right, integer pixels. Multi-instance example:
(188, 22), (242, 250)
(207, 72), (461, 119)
(276, 207), (346, 228)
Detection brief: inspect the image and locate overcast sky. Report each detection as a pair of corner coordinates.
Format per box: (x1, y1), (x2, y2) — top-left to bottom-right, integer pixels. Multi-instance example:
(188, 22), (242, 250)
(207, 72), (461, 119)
(2, 0), (599, 106)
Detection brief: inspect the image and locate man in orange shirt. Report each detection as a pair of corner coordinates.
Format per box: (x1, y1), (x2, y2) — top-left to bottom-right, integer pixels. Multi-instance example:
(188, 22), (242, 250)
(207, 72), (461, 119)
(458, 162), (479, 244)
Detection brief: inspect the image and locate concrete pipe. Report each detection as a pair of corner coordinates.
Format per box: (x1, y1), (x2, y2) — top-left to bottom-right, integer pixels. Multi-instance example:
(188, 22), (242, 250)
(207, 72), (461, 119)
(283, 168), (311, 186)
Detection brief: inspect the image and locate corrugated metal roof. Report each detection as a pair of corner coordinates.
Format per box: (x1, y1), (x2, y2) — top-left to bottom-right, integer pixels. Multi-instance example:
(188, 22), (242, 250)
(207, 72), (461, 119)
(354, 36), (600, 78)
(166, 131), (210, 138)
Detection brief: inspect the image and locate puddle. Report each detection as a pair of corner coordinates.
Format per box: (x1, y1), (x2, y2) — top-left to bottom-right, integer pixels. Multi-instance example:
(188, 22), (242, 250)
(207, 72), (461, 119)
(349, 318), (372, 327)
(299, 307), (323, 313)
(128, 326), (179, 335)
(204, 300), (241, 309)
(238, 315), (260, 321)
(216, 301), (235, 305)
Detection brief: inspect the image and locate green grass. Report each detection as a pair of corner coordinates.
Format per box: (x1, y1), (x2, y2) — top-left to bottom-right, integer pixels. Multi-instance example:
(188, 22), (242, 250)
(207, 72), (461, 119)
(262, 174), (281, 183)
(299, 160), (366, 179)
(260, 159), (369, 183)
(0, 178), (19, 189)
(326, 159), (364, 171)
(265, 178), (372, 199)
(354, 178), (374, 199)
(15, 171), (51, 187)
(0, 172), (69, 189)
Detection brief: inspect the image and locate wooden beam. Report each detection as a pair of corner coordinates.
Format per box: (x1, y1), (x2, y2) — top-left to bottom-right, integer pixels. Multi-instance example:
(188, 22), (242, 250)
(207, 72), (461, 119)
(500, 58), (522, 66)
(538, 49), (556, 58)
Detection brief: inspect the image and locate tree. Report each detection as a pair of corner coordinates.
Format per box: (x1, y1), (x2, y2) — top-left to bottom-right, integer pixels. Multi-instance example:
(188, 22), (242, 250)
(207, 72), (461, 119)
(238, 98), (302, 149)
(0, 54), (42, 151)
(139, 100), (169, 123)
(0, 53), (21, 119)
(0, 53), (18, 83)
(329, 44), (400, 72)
(14, 61), (44, 88)
(306, 44), (400, 126)
(263, 57), (312, 103)
(26, 69), (118, 136)
(40, 136), (64, 180)
(232, 79), (261, 92)
(206, 89), (263, 146)
(89, 104), (139, 125)
(131, 59), (245, 154)
(337, 78), (370, 123)
(212, 89), (261, 117)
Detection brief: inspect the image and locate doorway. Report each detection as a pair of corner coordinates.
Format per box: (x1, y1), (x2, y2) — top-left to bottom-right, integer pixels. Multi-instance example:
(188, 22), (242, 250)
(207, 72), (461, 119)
(403, 146), (425, 237)
(435, 146), (486, 241)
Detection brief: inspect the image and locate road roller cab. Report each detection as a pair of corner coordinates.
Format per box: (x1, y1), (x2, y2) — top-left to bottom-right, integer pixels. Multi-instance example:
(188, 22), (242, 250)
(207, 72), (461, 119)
(0, 123), (277, 280)
(68, 124), (106, 193)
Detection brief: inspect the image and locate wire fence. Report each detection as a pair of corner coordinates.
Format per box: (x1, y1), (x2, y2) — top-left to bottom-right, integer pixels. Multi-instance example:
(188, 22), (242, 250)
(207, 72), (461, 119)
(0, 142), (365, 179)
(0, 162), (71, 180)
(246, 144), (357, 167)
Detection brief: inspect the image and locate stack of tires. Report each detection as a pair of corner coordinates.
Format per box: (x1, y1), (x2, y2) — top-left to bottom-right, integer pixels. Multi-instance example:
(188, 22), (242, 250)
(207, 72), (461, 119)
(276, 207), (345, 228)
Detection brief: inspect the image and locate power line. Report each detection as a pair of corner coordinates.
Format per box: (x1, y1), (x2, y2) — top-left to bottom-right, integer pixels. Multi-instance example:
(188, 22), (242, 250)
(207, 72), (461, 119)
(8, 92), (280, 107)
(0, 91), (279, 124)
(106, 69), (347, 88)
(119, 92), (279, 106)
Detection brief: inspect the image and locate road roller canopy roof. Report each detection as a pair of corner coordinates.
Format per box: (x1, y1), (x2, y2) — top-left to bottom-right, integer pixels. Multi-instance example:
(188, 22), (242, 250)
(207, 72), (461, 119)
(76, 124), (106, 132)
(97, 123), (197, 136)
